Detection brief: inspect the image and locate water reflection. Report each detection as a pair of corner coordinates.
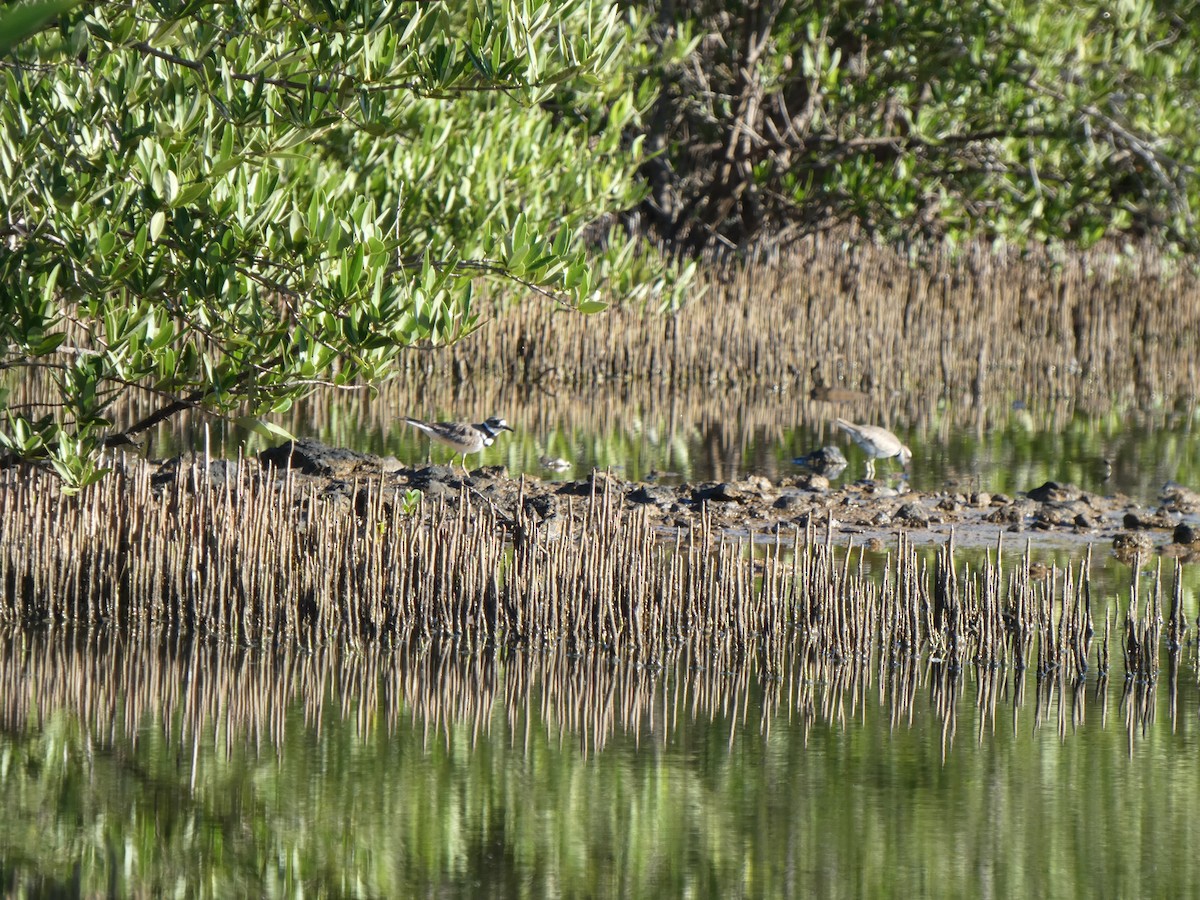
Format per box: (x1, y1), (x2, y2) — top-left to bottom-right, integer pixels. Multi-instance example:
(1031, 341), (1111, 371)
(2, 628), (1199, 897)
(150, 380), (1200, 506)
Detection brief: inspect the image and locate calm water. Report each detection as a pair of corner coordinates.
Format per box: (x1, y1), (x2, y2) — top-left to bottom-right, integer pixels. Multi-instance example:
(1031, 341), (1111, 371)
(1, 630), (1199, 897)
(9, 386), (1200, 895)
(165, 385), (1200, 507)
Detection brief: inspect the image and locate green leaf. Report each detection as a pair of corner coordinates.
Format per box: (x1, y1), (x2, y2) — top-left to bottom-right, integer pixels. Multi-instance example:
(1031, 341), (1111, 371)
(235, 417), (295, 442)
(42, 262), (60, 304)
(32, 332), (67, 355)
(0, 0), (84, 55)
(0, 0), (678, 487)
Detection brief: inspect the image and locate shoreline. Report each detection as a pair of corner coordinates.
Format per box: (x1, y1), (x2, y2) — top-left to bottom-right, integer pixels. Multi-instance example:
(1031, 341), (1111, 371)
(252, 438), (1196, 554)
(0, 436), (1194, 647)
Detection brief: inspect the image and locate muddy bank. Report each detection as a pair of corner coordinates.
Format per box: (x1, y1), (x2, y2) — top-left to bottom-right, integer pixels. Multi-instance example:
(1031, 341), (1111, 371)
(153, 438), (1200, 556)
(4, 436), (1192, 650)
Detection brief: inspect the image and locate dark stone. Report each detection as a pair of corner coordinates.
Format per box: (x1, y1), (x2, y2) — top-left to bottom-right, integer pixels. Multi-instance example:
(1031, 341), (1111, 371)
(1123, 510), (1177, 530)
(894, 503), (929, 525)
(422, 480), (458, 501)
(985, 500), (1034, 525)
(691, 482), (750, 503)
(793, 445), (848, 476)
(556, 471), (622, 497)
(320, 479), (353, 499)
(556, 480), (594, 497)
(1026, 481), (1078, 503)
(201, 459), (243, 488)
(1173, 522), (1200, 544)
(1113, 531), (1153, 555)
(469, 464), (508, 480)
(259, 439), (378, 477)
(793, 511), (837, 529)
(781, 473), (829, 491)
(523, 494), (557, 520)
(1033, 500), (1094, 529)
(626, 486), (663, 504)
(152, 457), (250, 491)
(1160, 482), (1200, 513)
(409, 465), (466, 489)
(773, 491), (807, 510)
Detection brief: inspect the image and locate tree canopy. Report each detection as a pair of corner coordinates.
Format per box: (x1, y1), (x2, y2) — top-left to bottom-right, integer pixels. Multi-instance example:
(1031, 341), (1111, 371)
(637, 0), (1200, 251)
(0, 0), (690, 487)
(3, 0), (1200, 486)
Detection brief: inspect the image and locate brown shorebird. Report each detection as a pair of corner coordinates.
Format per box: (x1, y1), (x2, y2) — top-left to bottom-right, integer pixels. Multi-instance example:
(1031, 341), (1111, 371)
(403, 416), (513, 470)
(834, 418), (911, 479)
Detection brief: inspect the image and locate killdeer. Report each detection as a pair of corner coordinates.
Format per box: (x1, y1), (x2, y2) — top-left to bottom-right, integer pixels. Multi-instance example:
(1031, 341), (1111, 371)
(834, 418), (911, 479)
(403, 416), (513, 471)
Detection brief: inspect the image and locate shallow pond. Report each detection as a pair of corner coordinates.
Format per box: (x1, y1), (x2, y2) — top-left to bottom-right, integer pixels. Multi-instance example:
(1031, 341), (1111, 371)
(9, 383), (1200, 895)
(164, 384), (1200, 508)
(1, 630), (1198, 897)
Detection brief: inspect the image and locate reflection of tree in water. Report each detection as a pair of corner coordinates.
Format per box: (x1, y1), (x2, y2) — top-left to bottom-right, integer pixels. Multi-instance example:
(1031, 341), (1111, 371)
(0, 608), (1182, 762)
(8, 238), (1199, 488)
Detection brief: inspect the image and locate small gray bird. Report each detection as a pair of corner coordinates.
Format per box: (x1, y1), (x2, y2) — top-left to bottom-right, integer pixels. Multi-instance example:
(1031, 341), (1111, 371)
(403, 416), (513, 471)
(834, 418), (911, 479)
